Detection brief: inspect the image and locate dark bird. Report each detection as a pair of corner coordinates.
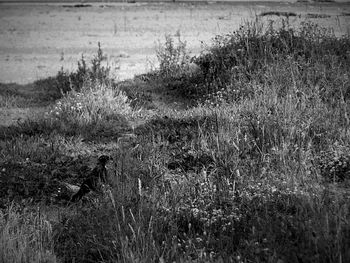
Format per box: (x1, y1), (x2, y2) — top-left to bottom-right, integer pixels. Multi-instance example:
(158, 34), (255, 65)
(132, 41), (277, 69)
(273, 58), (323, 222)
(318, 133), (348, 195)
(71, 155), (111, 202)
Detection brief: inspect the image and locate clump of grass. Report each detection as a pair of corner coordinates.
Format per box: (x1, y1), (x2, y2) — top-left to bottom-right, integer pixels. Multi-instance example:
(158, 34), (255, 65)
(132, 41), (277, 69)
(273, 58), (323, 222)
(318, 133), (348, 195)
(46, 81), (131, 131)
(0, 204), (57, 263)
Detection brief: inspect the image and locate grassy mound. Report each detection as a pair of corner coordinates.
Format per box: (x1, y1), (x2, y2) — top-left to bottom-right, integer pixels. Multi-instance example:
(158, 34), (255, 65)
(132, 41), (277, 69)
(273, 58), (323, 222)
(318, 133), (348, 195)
(153, 20), (350, 106)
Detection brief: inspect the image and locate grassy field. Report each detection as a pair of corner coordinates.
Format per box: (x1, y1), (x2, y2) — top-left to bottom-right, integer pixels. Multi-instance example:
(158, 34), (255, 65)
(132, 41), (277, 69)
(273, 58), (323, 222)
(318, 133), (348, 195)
(1, 1), (350, 263)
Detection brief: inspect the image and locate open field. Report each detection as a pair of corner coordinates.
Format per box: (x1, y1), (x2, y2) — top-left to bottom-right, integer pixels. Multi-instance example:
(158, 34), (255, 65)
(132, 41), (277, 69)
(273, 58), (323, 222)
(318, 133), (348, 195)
(0, 1), (350, 83)
(0, 1), (350, 263)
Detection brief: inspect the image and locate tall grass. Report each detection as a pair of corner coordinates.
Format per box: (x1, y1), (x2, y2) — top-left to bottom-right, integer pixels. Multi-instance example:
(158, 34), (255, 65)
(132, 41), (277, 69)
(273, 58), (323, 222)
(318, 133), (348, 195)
(0, 205), (56, 263)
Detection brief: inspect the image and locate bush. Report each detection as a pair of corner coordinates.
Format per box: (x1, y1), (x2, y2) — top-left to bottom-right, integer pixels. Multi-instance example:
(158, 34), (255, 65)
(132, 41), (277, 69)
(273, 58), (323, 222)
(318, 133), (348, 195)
(156, 32), (191, 79)
(44, 43), (132, 136)
(43, 42), (112, 100)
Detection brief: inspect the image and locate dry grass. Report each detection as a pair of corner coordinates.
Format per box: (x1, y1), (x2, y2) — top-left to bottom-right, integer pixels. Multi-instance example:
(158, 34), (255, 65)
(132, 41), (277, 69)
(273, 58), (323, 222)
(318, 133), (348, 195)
(0, 204), (57, 263)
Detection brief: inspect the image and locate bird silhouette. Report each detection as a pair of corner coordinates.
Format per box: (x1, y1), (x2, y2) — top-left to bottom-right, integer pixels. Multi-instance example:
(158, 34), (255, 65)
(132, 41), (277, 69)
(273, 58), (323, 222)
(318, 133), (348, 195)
(71, 155), (111, 202)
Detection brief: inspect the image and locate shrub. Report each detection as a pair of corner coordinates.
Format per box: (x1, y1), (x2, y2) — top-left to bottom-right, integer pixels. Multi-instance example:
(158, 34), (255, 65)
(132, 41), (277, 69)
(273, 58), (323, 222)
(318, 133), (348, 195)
(156, 32), (191, 79)
(44, 42), (112, 100)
